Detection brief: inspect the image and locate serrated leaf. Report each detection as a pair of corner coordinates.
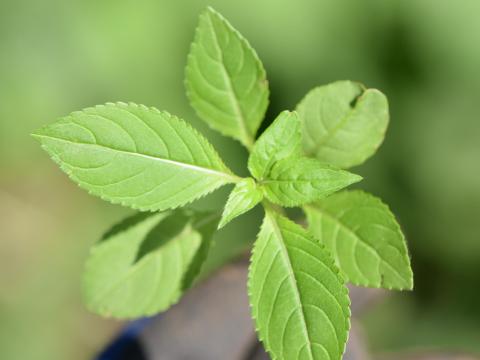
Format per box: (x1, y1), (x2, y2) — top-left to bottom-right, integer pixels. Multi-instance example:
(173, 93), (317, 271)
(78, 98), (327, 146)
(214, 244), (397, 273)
(248, 110), (302, 180)
(83, 209), (218, 318)
(32, 102), (239, 211)
(304, 190), (413, 290)
(296, 81), (389, 169)
(248, 211), (350, 360)
(261, 157), (362, 207)
(218, 178), (263, 229)
(185, 7), (269, 149)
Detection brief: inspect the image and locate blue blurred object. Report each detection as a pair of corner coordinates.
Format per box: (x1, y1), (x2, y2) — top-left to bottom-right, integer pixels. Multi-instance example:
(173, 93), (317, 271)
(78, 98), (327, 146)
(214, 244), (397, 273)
(96, 319), (151, 360)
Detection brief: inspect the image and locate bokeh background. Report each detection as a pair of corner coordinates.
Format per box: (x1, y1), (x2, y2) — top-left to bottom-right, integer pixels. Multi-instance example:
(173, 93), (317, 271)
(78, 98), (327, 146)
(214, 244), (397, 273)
(1, 0), (479, 359)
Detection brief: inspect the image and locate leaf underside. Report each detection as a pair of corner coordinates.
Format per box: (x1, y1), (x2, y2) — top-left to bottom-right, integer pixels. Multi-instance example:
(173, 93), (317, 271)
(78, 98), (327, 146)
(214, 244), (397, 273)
(186, 7), (269, 148)
(249, 211), (350, 360)
(33, 102), (236, 212)
(83, 209), (218, 318)
(305, 190), (413, 290)
(296, 80), (389, 169)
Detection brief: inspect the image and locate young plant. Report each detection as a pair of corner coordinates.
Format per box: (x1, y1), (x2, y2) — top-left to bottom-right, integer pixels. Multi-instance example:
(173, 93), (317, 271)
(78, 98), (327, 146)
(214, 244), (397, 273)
(33, 7), (413, 360)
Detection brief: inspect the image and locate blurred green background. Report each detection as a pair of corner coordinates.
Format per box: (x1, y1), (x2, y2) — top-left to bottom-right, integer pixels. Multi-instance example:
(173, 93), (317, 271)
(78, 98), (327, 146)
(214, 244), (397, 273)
(1, 0), (479, 359)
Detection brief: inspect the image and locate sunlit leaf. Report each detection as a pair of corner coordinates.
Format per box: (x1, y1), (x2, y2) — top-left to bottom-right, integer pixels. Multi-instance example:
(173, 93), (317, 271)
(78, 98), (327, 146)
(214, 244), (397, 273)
(262, 157), (362, 207)
(296, 81), (389, 168)
(218, 178), (263, 229)
(186, 7), (269, 149)
(248, 211), (350, 360)
(304, 190), (413, 290)
(248, 111), (302, 180)
(32, 102), (239, 211)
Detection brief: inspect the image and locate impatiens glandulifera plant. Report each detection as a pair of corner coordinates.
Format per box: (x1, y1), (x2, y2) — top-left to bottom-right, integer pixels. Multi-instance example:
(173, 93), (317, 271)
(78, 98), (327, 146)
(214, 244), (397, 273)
(32, 7), (413, 360)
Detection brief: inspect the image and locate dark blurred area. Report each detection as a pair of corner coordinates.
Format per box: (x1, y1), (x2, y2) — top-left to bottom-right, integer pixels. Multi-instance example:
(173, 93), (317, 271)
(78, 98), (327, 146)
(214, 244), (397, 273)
(1, 0), (479, 359)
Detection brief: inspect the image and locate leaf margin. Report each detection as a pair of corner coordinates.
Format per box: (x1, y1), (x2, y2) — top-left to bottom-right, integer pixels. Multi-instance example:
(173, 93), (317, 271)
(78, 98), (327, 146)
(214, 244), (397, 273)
(32, 102), (242, 212)
(304, 190), (414, 290)
(185, 6), (270, 149)
(248, 208), (351, 360)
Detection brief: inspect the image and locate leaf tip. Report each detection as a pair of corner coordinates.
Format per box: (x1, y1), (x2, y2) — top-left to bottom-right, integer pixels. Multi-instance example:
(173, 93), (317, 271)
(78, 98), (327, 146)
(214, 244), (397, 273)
(217, 217), (228, 230)
(31, 129), (49, 145)
(404, 272), (414, 291)
(31, 125), (47, 140)
(203, 5), (221, 19)
(351, 172), (363, 184)
(205, 5), (216, 12)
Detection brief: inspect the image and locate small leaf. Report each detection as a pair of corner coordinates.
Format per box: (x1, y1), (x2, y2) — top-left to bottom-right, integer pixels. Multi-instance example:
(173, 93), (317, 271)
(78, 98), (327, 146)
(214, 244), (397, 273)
(83, 209), (219, 318)
(185, 7), (269, 149)
(248, 110), (302, 180)
(261, 157), (362, 207)
(32, 102), (239, 211)
(304, 190), (413, 290)
(248, 211), (350, 360)
(296, 81), (389, 168)
(218, 178), (263, 229)
(248, 111), (358, 208)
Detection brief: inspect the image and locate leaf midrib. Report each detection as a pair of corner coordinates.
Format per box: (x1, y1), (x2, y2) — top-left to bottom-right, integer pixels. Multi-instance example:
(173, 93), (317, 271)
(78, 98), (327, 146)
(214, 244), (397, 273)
(34, 134), (239, 182)
(305, 89), (365, 157)
(266, 211), (314, 360)
(261, 178), (334, 184)
(307, 204), (408, 285)
(206, 13), (253, 149)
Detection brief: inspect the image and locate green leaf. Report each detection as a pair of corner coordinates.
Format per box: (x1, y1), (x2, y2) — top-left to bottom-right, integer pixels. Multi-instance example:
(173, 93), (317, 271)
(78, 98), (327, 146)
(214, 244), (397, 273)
(248, 211), (350, 360)
(247, 111), (359, 207)
(304, 190), (413, 290)
(83, 209), (218, 318)
(296, 81), (389, 168)
(248, 110), (302, 180)
(185, 7), (269, 149)
(261, 157), (362, 207)
(32, 102), (239, 211)
(218, 178), (263, 229)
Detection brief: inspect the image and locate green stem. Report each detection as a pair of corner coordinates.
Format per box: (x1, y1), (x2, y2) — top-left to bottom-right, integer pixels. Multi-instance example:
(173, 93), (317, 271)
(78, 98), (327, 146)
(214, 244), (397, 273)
(262, 200), (284, 216)
(242, 135), (254, 153)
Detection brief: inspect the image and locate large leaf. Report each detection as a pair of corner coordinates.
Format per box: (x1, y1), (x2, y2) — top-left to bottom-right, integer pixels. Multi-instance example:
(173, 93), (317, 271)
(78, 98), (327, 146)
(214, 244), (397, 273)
(248, 110), (302, 180)
(32, 102), (239, 211)
(261, 157), (362, 207)
(83, 209), (218, 318)
(296, 81), (389, 168)
(185, 7), (269, 149)
(218, 178), (263, 229)
(304, 190), (413, 290)
(248, 211), (350, 360)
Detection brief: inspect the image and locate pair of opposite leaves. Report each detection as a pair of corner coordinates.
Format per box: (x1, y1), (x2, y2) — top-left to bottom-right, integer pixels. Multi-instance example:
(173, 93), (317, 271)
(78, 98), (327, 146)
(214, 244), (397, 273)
(33, 7), (412, 360)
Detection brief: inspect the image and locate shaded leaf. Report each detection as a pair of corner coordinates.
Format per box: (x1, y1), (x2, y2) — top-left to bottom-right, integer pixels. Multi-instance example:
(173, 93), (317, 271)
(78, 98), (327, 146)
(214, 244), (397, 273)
(296, 81), (389, 168)
(182, 211), (219, 290)
(82, 209), (218, 318)
(218, 178), (263, 229)
(33, 102), (239, 211)
(248, 211), (350, 360)
(186, 7), (269, 149)
(304, 190), (413, 290)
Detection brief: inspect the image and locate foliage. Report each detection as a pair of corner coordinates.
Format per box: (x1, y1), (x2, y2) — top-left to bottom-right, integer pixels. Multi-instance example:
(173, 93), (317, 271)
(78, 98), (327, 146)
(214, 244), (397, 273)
(33, 7), (413, 359)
